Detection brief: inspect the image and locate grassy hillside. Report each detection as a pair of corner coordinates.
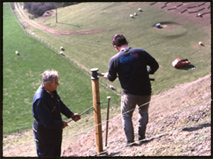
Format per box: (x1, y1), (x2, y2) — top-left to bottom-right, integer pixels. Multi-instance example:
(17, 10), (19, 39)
(3, 3), (120, 134)
(23, 2), (211, 94)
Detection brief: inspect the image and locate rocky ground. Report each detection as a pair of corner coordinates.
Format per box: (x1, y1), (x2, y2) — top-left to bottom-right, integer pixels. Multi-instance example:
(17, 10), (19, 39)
(63, 74), (211, 157)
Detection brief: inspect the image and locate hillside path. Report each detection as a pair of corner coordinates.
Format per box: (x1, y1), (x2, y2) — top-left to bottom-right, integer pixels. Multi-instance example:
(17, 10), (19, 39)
(14, 2), (103, 35)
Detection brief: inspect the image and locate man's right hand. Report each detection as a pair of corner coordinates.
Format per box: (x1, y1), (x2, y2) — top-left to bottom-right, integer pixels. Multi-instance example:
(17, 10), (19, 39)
(62, 121), (68, 129)
(104, 72), (109, 80)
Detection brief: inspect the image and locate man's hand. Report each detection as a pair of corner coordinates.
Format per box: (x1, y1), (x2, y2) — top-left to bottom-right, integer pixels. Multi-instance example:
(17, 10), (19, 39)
(104, 72), (109, 80)
(62, 121), (68, 129)
(71, 113), (81, 122)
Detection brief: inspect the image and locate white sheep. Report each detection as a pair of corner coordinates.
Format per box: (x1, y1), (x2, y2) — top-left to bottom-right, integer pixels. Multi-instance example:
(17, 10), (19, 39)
(60, 46), (64, 51)
(138, 8), (142, 12)
(199, 41), (204, 46)
(130, 14), (134, 18)
(15, 51), (19, 55)
(197, 13), (202, 17)
(134, 13), (137, 16)
(110, 85), (116, 91)
(60, 51), (64, 55)
(155, 23), (163, 28)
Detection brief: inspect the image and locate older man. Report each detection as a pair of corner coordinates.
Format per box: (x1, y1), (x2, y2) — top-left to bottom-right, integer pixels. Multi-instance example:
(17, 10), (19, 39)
(32, 70), (80, 156)
(104, 34), (159, 146)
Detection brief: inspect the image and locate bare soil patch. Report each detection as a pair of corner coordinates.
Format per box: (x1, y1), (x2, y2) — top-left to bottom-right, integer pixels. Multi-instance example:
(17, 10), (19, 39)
(62, 75), (211, 157)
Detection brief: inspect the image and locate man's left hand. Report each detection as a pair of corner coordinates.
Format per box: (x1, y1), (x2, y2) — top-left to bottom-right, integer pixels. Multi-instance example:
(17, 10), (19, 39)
(71, 113), (81, 122)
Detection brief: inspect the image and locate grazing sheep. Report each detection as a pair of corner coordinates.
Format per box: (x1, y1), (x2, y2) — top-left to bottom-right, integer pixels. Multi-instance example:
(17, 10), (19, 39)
(15, 51), (19, 55)
(197, 13), (203, 17)
(134, 13), (137, 16)
(60, 51), (64, 55)
(155, 23), (163, 28)
(110, 85), (116, 91)
(130, 14), (134, 18)
(60, 46), (64, 51)
(138, 8), (142, 12)
(199, 41), (204, 46)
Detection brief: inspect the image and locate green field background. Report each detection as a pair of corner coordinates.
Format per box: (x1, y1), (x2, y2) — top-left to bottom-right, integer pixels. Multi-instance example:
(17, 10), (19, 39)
(3, 2), (211, 134)
(3, 3), (120, 134)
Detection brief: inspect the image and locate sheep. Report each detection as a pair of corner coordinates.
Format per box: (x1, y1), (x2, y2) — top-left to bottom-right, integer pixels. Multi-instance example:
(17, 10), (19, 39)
(134, 13), (137, 16)
(110, 85), (116, 91)
(60, 46), (64, 51)
(155, 23), (163, 28)
(199, 41), (204, 46)
(138, 8), (142, 12)
(130, 14), (134, 18)
(60, 51), (64, 56)
(197, 13), (203, 17)
(15, 51), (19, 55)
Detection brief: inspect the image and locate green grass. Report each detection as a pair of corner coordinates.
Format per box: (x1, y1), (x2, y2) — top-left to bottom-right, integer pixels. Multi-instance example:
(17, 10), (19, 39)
(28, 2), (211, 94)
(3, 3), (120, 134)
(3, 2), (211, 134)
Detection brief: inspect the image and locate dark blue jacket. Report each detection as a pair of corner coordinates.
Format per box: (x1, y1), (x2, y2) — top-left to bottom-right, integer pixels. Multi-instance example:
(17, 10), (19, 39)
(107, 47), (159, 95)
(32, 85), (73, 143)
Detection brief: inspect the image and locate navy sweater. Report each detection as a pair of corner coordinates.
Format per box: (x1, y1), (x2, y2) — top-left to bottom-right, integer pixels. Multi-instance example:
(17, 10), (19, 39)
(32, 85), (73, 129)
(107, 47), (159, 95)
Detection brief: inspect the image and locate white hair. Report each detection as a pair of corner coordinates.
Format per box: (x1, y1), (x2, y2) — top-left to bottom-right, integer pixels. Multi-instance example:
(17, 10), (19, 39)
(42, 70), (59, 85)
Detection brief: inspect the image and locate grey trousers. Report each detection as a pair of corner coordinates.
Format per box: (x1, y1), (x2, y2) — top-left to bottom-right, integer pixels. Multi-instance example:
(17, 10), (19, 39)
(121, 94), (151, 143)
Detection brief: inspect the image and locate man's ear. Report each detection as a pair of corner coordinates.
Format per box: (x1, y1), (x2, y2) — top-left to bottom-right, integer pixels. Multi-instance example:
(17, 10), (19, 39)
(113, 45), (117, 49)
(114, 45), (119, 52)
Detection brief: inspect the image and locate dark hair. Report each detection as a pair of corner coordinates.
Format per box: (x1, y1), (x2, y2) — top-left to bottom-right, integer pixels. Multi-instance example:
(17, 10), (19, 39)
(112, 34), (128, 47)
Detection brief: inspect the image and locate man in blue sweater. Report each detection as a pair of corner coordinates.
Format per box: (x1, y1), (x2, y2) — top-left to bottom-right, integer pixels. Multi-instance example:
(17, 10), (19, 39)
(104, 34), (159, 146)
(32, 70), (80, 156)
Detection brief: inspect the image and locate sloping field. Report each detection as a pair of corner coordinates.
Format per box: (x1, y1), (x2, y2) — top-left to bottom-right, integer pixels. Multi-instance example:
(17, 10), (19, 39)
(3, 3), (120, 134)
(14, 2), (211, 95)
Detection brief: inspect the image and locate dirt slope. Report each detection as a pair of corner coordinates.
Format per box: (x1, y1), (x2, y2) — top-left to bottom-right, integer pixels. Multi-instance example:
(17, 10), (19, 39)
(63, 74), (211, 156)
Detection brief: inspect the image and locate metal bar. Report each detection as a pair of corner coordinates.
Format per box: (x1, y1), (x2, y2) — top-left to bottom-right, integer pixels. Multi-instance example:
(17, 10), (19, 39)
(67, 106), (94, 123)
(98, 72), (155, 81)
(105, 96), (111, 147)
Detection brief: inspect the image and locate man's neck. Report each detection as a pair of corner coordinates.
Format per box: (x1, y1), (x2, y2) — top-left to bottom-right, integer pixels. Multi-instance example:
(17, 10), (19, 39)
(119, 45), (129, 52)
(43, 84), (52, 95)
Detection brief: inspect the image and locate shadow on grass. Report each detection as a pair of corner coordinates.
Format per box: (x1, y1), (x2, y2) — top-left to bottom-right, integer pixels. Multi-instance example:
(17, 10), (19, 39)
(182, 123), (211, 131)
(175, 64), (196, 70)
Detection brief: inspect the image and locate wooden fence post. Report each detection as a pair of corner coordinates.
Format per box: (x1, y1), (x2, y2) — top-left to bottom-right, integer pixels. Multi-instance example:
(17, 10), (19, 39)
(90, 68), (103, 154)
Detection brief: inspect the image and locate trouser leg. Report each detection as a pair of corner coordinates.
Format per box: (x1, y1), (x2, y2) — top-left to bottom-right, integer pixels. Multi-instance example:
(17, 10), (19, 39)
(54, 131), (62, 156)
(33, 122), (62, 157)
(121, 94), (136, 143)
(138, 112), (149, 140)
(34, 138), (61, 157)
(138, 95), (150, 140)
